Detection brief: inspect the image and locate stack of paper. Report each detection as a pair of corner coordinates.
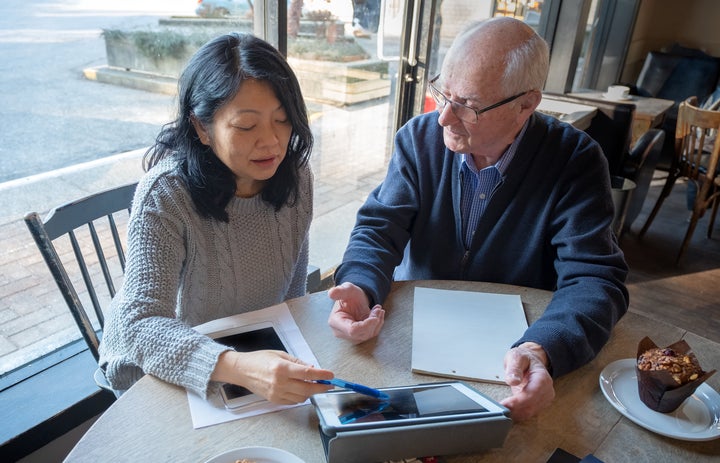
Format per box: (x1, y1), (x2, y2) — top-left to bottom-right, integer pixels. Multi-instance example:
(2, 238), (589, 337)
(411, 287), (528, 384)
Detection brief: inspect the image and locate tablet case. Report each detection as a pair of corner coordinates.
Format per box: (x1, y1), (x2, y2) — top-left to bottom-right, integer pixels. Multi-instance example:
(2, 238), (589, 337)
(318, 413), (512, 463)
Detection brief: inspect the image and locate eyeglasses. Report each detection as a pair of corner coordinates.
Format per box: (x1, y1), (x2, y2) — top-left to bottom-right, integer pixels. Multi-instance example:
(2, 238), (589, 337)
(428, 75), (528, 123)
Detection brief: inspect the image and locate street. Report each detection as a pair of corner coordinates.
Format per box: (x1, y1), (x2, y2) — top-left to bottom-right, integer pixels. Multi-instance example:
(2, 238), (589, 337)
(0, 0), (197, 183)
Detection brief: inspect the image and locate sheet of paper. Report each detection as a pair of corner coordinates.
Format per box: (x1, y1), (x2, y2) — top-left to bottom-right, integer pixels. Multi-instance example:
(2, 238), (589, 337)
(187, 302), (320, 429)
(411, 287), (528, 384)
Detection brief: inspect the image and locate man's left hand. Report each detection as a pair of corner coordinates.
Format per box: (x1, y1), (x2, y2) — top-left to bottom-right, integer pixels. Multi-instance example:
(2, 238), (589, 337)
(500, 342), (555, 421)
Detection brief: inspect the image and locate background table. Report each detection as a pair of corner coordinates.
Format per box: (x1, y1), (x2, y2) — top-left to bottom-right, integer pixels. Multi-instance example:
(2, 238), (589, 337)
(537, 97), (597, 131)
(567, 91), (675, 145)
(63, 280), (720, 462)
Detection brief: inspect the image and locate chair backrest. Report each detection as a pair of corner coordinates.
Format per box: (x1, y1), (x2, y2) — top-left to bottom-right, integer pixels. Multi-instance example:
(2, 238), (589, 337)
(674, 97), (720, 189)
(635, 51), (720, 103)
(543, 93), (636, 176)
(24, 182), (138, 362)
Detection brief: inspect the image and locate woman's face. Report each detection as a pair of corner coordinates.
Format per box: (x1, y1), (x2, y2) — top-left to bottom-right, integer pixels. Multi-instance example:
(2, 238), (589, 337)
(194, 79), (293, 197)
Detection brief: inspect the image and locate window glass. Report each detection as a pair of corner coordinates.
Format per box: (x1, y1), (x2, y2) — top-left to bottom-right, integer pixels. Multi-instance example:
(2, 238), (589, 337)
(0, 0), (399, 376)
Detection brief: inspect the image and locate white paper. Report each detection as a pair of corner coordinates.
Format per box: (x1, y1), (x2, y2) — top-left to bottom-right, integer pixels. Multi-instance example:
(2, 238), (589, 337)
(187, 302), (320, 429)
(411, 287), (528, 384)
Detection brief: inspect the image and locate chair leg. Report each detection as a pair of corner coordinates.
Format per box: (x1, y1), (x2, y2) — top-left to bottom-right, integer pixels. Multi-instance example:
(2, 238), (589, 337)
(639, 174), (677, 238)
(675, 206), (702, 265)
(708, 192), (719, 239)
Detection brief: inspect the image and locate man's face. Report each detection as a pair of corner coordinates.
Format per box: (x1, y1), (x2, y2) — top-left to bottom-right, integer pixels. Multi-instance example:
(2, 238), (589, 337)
(433, 65), (527, 160)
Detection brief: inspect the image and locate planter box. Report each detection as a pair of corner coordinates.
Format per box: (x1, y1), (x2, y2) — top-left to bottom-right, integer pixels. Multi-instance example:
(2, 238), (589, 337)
(159, 17), (345, 39)
(100, 24), (387, 105)
(288, 57), (391, 106)
(104, 33), (194, 78)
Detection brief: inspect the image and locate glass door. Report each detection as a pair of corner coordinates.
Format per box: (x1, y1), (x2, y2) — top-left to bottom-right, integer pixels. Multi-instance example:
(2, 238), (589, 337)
(281, 1), (406, 272)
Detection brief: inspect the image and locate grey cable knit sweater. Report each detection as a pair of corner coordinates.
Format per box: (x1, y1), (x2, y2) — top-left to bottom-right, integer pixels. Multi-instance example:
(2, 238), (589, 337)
(99, 159), (312, 397)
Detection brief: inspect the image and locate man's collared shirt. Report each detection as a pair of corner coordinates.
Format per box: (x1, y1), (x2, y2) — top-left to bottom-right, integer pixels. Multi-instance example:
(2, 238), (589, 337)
(459, 121), (529, 247)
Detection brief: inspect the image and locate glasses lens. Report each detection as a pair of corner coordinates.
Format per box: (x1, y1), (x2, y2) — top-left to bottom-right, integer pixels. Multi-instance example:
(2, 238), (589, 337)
(428, 81), (478, 123)
(429, 84), (446, 110)
(453, 105), (477, 123)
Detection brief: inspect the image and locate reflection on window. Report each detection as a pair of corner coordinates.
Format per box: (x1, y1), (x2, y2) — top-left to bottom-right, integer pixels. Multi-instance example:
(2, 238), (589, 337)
(493, 0), (543, 29)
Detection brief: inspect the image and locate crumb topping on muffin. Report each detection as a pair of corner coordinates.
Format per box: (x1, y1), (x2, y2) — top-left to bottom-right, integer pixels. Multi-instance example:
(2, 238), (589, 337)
(637, 347), (702, 385)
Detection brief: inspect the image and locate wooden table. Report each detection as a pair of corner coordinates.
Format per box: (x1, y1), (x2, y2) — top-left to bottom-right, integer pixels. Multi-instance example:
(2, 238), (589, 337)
(567, 91), (675, 145)
(63, 280), (720, 462)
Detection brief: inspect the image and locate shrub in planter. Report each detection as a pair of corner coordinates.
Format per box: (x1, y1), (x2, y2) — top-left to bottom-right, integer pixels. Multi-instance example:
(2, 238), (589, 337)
(102, 28), (223, 77)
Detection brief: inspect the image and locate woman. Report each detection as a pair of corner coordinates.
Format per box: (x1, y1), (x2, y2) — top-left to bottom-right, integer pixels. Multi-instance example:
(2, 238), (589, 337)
(99, 33), (333, 403)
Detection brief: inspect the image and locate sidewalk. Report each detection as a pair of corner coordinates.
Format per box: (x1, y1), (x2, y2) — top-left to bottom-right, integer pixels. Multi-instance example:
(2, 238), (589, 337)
(0, 101), (390, 373)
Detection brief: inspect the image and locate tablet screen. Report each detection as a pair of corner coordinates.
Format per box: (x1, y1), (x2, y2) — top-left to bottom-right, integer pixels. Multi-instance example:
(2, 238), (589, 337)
(318, 383), (491, 427)
(214, 326), (287, 353)
(214, 325), (288, 401)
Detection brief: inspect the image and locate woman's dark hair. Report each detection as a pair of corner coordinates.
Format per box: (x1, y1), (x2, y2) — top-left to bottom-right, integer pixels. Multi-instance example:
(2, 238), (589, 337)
(144, 33), (313, 221)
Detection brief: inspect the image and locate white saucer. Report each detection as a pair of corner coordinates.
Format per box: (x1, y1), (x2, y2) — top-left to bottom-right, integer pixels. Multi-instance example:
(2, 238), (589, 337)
(602, 92), (633, 101)
(599, 359), (720, 441)
(204, 446), (305, 463)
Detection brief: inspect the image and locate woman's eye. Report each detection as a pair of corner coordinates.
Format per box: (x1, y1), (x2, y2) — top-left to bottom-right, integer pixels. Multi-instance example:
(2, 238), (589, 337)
(233, 125), (254, 131)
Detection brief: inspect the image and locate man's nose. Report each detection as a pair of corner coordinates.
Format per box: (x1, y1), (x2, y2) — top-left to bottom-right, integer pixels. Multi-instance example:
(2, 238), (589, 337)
(437, 102), (459, 126)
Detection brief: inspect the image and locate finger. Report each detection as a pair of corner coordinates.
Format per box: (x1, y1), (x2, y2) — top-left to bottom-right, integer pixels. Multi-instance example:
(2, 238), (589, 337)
(327, 282), (355, 301)
(503, 348), (530, 385)
(289, 363), (334, 382)
(369, 306), (385, 337)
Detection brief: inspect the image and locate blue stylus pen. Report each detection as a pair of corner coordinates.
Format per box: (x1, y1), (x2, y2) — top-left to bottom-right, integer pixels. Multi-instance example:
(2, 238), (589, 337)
(316, 378), (390, 400)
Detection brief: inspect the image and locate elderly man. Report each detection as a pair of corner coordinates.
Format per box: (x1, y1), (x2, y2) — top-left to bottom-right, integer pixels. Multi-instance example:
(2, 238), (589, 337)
(327, 17), (629, 421)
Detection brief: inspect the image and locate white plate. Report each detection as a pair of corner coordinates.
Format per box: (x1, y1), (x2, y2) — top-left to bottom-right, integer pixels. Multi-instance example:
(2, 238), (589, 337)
(599, 358), (720, 441)
(204, 446), (305, 463)
(602, 92), (633, 101)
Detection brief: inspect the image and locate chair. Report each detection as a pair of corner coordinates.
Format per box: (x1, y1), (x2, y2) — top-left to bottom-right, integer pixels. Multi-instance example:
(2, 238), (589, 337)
(638, 97), (720, 263)
(633, 49), (720, 171)
(24, 182), (138, 393)
(25, 181), (323, 394)
(543, 92), (636, 176)
(621, 129), (666, 233)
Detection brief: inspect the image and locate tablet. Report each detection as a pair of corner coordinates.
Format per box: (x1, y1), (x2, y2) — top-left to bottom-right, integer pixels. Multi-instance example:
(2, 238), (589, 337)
(311, 381), (508, 434)
(210, 321), (294, 409)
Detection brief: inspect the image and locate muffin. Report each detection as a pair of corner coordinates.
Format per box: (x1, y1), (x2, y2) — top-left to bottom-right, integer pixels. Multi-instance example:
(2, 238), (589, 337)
(635, 337), (715, 413)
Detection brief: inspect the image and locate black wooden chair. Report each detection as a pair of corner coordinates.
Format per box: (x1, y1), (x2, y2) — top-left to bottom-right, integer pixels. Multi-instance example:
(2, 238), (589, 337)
(543, 92), (636, 176)
(25, 181), (324, 394)
(621, 129), (666, 233)
(24, 182), (138, 394)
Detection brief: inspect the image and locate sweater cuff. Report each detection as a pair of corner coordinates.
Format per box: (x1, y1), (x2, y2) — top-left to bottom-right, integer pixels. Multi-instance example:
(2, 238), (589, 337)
(183, 342), (229, 398)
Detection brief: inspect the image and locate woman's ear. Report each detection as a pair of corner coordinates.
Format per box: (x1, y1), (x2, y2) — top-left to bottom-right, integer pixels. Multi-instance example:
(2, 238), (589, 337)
(190, 114), (211, 146)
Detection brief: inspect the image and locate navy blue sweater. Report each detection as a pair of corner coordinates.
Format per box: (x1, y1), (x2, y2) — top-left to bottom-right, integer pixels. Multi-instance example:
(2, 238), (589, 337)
(335, 111), (629, 378)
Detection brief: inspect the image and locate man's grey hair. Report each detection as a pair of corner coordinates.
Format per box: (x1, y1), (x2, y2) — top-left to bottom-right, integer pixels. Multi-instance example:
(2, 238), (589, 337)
(454, 19), (550, 96)
(503, 32), (549, 95)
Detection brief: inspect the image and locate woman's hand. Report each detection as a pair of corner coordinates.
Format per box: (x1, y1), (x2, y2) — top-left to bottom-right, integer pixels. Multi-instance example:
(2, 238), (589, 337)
(327, 282), (385, 343)
(212, 350), (334, 404)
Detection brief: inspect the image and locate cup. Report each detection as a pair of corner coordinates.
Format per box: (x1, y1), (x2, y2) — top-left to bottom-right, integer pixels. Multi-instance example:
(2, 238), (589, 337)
(606, 85), (630, 100)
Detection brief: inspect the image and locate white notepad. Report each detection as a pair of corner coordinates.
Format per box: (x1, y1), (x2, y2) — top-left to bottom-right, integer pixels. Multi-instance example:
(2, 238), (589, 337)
(411, 287), (528, 384)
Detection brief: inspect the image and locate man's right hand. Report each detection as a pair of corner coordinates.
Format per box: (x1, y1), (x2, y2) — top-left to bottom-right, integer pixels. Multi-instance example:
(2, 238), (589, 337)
(327, 282), (385, 343)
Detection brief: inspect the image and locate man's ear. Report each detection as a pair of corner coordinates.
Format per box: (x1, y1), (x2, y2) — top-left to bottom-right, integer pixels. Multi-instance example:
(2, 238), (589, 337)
(190, 114), (211, 146)
(520, 89), (542, 112)
(517, 90), (542, 121)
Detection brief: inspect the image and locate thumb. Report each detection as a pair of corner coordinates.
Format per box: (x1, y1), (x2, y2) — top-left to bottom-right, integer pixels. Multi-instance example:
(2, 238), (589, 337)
(327, 283), (351, 301)
(504, 349), (528, 385)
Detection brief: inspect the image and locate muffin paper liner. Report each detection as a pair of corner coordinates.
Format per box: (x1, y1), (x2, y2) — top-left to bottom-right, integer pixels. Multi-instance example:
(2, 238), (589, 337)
(635, 336), (716, 413)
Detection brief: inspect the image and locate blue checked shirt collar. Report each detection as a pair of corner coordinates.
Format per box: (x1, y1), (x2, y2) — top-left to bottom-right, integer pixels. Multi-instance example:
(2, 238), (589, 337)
(459, 121), (529, 247)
